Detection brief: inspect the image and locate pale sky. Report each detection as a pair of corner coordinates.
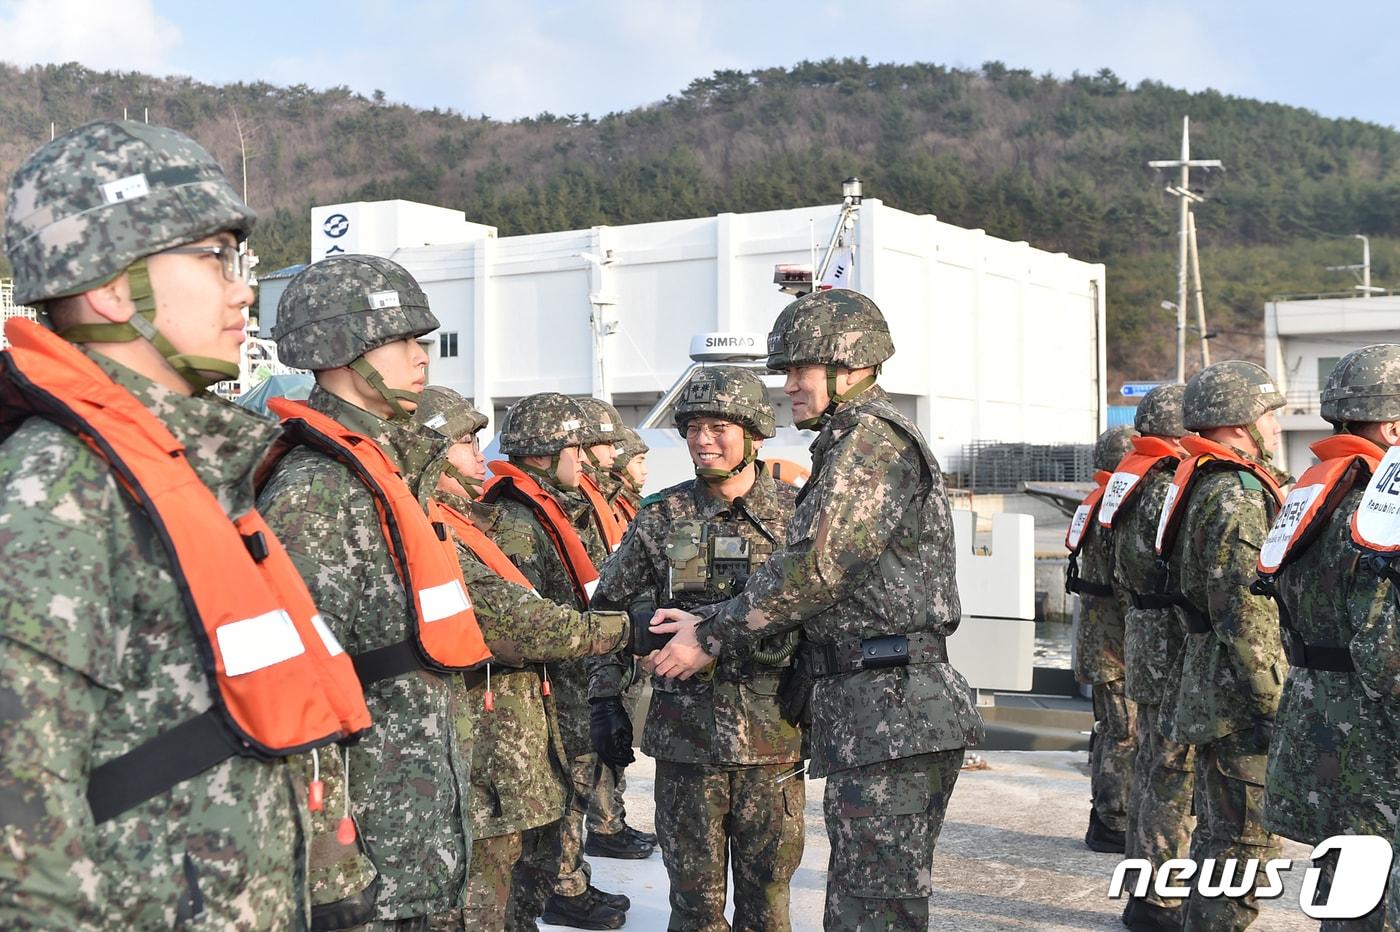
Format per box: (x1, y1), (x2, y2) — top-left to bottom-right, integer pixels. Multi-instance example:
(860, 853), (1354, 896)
(1, 0), (1397, 129)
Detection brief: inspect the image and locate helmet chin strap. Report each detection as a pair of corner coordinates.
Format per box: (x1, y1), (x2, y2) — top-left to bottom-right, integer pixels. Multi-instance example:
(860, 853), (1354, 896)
(349, 356), (419, 420)
(794, 364), (877, 430)
(57, 258), (239, 392)
(695, 433), (756, 483)
(1246, 422), (1275, 465)
(444, 463), (483, 498)
(518, 451), (566, 487)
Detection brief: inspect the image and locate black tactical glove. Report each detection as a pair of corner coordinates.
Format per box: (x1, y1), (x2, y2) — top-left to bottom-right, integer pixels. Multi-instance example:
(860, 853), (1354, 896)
(628, 606), (674, 656)
(777, 651), (815, 727)
(589, 696), (635, 767)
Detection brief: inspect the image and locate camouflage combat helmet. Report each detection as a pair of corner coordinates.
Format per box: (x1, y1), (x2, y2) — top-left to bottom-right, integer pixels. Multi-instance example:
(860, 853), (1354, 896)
(1320, 344), (1400, 425)
(574, 396), (624, 469)
(4, 119), (257, 390)
(274, 254), (438, 418)
(1134, 383), (1188, 438)
(415, 385), (489, 442)
(497, 392), (588, 457)
(766, 288), (893, 428)
(674, 366), (777, 439)
(1094, 425), (1138, 472)
(674, 365), (776, 481)
(414, 385), (488, 497)
(615, 426), (649, 466)
(1183, 360), (1284, 431)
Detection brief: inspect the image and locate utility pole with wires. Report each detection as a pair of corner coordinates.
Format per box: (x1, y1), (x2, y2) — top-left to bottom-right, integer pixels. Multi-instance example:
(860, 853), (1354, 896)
(1149, 117), (1222, 382)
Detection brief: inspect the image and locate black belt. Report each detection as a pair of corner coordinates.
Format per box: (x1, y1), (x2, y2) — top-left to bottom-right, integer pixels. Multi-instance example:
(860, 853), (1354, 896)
(802, 633), (948, 678)
(1067, 578), (1114, 598)
(86, 708), (246, 824)
(351, 638), (424, 685)
(1283, 635), (1355, 673)
(1181, 603), (1213, 635)
(1129, 591), (1177, 610)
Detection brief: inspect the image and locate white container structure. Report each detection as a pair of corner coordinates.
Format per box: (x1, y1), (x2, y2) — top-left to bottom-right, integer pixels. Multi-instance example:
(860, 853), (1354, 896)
(301, 197), (1108, 466)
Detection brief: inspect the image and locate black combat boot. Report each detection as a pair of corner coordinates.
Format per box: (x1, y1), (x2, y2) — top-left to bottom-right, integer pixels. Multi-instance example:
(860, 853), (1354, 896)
(583, 824), (655, 859)
(541, 889), (626, 930)
(1122, 897), (1181, 931)
(1084, 808), (1126, 853)
(587, 884), (630, 911)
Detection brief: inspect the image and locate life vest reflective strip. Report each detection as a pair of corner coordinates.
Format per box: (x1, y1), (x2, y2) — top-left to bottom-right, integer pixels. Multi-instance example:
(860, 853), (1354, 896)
(1259, 434), (1380, 576)
(1097, 436), (1184, 529)
(0, 318), (371, 772)
(1155, 435), (1284, 557)
(482, 460), (600, 604)
(578, 472), (626, 552)
(1351, 443), (1400, 555)
(1065, 471), (1110, 554)
(437, 501), (537, 593)
(268, 397), (490, 673)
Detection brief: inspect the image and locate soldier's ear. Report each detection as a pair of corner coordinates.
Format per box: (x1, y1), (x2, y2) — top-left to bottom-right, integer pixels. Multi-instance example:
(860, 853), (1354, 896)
(82, 272), (136, 324)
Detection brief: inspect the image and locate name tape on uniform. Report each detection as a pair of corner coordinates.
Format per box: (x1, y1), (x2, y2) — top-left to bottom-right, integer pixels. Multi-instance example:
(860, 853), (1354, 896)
(1067, 503), (1093, 550)
(1355, 446), (1400, 549)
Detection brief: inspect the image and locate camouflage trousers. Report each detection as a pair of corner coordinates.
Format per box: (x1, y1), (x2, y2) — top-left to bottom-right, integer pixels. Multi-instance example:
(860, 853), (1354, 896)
(351, 911), (466, 931)
(1126, 702), (1195, 909)
(1182, 728), (1280, 932)
(654, 759), (805, 931)
(1313, 844), (1395, 932)
(587, 760), (628, 836)
(1090, 678), (1137, 832)
(463, 831), (524, 932)
(823, 749), (964, 932)
(508, 820), (564, 931)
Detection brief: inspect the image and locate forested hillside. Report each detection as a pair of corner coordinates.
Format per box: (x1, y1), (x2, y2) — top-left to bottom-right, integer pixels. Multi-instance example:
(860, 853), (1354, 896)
(2, 58), (1398, 383)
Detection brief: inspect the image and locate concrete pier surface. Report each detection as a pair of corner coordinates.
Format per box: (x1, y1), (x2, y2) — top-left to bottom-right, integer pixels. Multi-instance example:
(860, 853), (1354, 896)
(556, 750), (1319, 931)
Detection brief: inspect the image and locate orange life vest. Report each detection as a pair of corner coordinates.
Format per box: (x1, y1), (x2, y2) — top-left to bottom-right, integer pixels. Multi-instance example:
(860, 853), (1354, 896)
(1156, 435), (1285, 557)
(0, 319), (372, 820)
(268, 398), (491, 675)
(768, 458), (810, 488)
(1258, 434), (1381, 576)
(613, 489), (639, 523)
(438, 501), (537, 593)
(1097, 436), (1185, 529)
(578, 471), (626, 552)
(1351, 443), (1400, 555)
(482, 460), (601, 604)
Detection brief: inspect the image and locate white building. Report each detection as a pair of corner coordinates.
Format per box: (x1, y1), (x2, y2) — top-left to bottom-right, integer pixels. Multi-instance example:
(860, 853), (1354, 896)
(273, 196), (1108, 465)
(1264, 294), (1400, 473)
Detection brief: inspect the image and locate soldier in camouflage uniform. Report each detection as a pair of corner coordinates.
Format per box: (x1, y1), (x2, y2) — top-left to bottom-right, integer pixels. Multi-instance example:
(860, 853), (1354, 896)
(1158, 361), (1289, 932)
(1108, 383), (1197, 932)
(572, 396), (657, 862)
(1069, 425), (1139, 854)
(588, 365), (805, 930)
(614, 426), (650, 511)
(0, 121), (329, 928)
(481, 393), (630, 930)
(259, 256), (477, 930)
(410, 386), (637, 931)
(1261, 346), (1400, 932)
(651, 289), (984, 931)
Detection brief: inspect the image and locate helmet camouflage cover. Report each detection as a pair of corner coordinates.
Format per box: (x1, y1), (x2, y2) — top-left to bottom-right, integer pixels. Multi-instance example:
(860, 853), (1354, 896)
(414, 385), (488, 442)
(574, 396), (624, 448)
(615, 426), (649, 466)
(1094, 425), (1138, 472)
(273, 254), (438, 370)
(5, 119), (256, 306)
(765, 288), (894, 372)
(1183, 360), (1284, 431)
(1134, 383), (1187, 438)
(497, 392), (588, 456)
(1321, 343), (1400, 425)
(673, 365), (777, 439)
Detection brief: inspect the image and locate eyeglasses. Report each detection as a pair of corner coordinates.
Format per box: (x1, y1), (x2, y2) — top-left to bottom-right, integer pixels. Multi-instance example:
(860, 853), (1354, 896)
(161, 243), (256, 285)
(685, 421), (737, 440)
